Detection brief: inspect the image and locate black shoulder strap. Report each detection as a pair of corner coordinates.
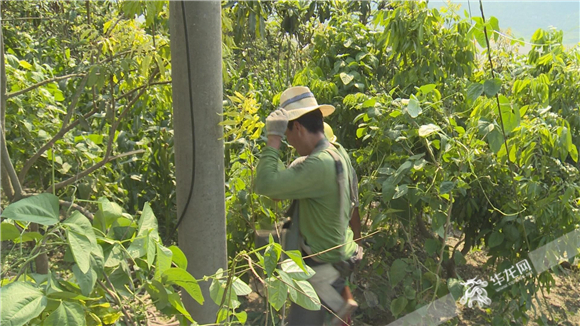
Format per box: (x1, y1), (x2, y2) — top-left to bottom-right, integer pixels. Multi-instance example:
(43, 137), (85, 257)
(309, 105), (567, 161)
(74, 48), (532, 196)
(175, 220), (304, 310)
(324, 147), (346, 221)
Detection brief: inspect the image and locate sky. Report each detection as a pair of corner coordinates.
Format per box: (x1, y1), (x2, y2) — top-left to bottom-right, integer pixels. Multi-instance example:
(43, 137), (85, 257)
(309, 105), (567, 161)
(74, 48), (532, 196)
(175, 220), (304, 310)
(428, 1), (580, 46)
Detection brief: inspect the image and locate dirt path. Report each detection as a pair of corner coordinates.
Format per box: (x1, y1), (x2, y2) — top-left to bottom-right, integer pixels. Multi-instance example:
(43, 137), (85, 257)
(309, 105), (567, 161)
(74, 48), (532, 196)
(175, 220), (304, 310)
(449, 236), (580, 326)
(350, 235), (580, 326)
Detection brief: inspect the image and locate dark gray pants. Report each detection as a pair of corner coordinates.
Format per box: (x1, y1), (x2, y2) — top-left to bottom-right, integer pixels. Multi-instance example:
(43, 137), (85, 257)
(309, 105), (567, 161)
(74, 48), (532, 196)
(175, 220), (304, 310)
(286, 264), (346, 326)
(287, 302), (327, 326)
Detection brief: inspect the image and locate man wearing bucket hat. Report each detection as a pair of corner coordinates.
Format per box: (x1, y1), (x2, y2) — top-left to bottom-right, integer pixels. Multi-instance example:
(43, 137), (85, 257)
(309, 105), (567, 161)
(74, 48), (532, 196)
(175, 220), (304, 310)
(255, 86), (361, 325)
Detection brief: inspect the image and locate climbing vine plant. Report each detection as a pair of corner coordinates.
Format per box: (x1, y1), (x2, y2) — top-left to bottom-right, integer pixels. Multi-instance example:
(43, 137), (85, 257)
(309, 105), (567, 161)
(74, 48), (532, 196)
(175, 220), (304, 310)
(1, 1), (579, 325)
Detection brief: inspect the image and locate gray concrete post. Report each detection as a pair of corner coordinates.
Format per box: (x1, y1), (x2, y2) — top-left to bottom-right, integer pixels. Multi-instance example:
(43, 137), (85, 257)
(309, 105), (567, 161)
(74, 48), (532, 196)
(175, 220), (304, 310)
(169, 1), (226, 323)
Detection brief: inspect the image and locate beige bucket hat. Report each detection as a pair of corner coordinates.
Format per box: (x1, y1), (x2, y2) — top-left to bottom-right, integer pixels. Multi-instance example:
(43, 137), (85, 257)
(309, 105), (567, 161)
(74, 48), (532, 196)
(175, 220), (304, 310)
(323, 122), (337, 142)
(279, 86), (335, 121)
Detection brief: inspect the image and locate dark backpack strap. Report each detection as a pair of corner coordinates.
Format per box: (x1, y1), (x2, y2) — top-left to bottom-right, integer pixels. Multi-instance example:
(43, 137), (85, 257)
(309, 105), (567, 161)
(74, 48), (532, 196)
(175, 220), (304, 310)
(324, 147), (346, 222)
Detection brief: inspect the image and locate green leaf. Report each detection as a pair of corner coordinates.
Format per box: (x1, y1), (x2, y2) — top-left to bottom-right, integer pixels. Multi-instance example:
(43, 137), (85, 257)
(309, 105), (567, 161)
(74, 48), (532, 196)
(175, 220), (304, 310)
(393, 184), (408, 199)
(232, 277), (252, 296)
(538, 53), (553, 65)
(48, 291), (100, 301)
(1, 223), (21, 241)
(46, 272), (64, 296)
(44, 301), (86, 326)
(440, 181), (455, 194)
(101, 312), (122, 325)
(483, 78), (502, 97)
(264, 243), (281, 277)
(285, 250), (307, 273)
(280, 259), (316, 280)
(419, 84), (436, 95)
(504, 224), (520, 241)
(66, 229), (94, 274)
(154, 243), (173, 280)
(109, 217), (136, 241)
(339, 72), (355, 85)
(362, 98), (376, 108)
(512, 79), (530, 95)
(425, 238), (440, 256)
(390, 259), (408, 287)
(487, 129), (505, 154)
(109, 263), (133, 297)
(104, 244), (124, 268)
(216, 307), (230, 323)
(209, 276), (236, 307)
(408, 153), (426, 160)
(406, 98), (422, 118)
(0, 282), (48, 326)
(488, 232), (504, 248)
(471, 26), (487, 48)
(127, 202), (159, 258)
(64, 212), (99, 252)
(167, 293), (194, 323)
(404, 286), (416, 300)
(509, 144), (517, 163)
(50, 88), (64, 102)
(289, 279), (321, 311)
(432, 212), (447, 238)
(136, 202), (159, 239)
(367, 106), (380, 118)
(488, 16), (500, 32)
(454, 251), (467, 266)
(563, 126), (573, 152)
(393, 161), (413, 183)
(498, 95), (520, 134)
(146, 280), (169, 309)
(277, 270), (296, 298)
(13, 231), (41, 243)
(87, 66), (99, 87)
(146, 230), (157, 268)
(234, 311), (247, 324)
(390, 297), (408, 317)
(168, 245), (188, 270)
(19, 60), (32, 70)
(382, 177), (397, 203)
(1, 193), (60, 226)
(447, 278), (464, 300)
(73, 262), (97, 296)
(141, 55), (152, 76)
(266, 277), (288, 311)
(356, 127), (366, 138)
(162, 268), (204, 304)
(418, 124), (441, 137)
(569, 144), (578, 163)
(5, 54), (19, 68)
(95, 197), (123, 230)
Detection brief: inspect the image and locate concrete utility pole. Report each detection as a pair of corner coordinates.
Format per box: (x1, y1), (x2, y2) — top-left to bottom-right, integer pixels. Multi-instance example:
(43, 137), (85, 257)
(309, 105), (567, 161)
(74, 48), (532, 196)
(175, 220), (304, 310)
(169, 1), (226, 323)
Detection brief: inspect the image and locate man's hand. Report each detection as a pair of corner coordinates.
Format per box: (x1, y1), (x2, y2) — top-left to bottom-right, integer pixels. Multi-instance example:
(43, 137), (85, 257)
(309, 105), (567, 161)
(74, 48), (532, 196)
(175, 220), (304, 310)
(353, 245), (364, 263)
(266, 108), (288, 137)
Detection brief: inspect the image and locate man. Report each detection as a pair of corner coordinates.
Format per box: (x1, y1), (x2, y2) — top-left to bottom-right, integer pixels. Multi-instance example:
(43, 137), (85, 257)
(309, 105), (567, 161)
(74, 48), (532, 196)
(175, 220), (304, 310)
(254, 86), (361, 325)
(289, 122), (363, 248)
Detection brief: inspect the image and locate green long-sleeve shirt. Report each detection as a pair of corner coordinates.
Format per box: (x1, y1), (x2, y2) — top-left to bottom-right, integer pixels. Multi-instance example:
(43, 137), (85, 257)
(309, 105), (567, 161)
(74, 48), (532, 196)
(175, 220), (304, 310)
(254, 141), (357, 263)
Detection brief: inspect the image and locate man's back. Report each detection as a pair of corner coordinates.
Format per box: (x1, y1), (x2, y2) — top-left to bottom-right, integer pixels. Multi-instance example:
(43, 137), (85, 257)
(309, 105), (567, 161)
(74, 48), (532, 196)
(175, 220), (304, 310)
(254, 140), (357, 263)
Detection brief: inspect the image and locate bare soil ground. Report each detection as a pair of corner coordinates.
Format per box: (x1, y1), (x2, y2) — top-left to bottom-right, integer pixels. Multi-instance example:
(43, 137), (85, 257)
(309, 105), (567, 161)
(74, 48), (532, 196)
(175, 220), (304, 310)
(448, 236), (580, 326)
(351, 236), (580, 326)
